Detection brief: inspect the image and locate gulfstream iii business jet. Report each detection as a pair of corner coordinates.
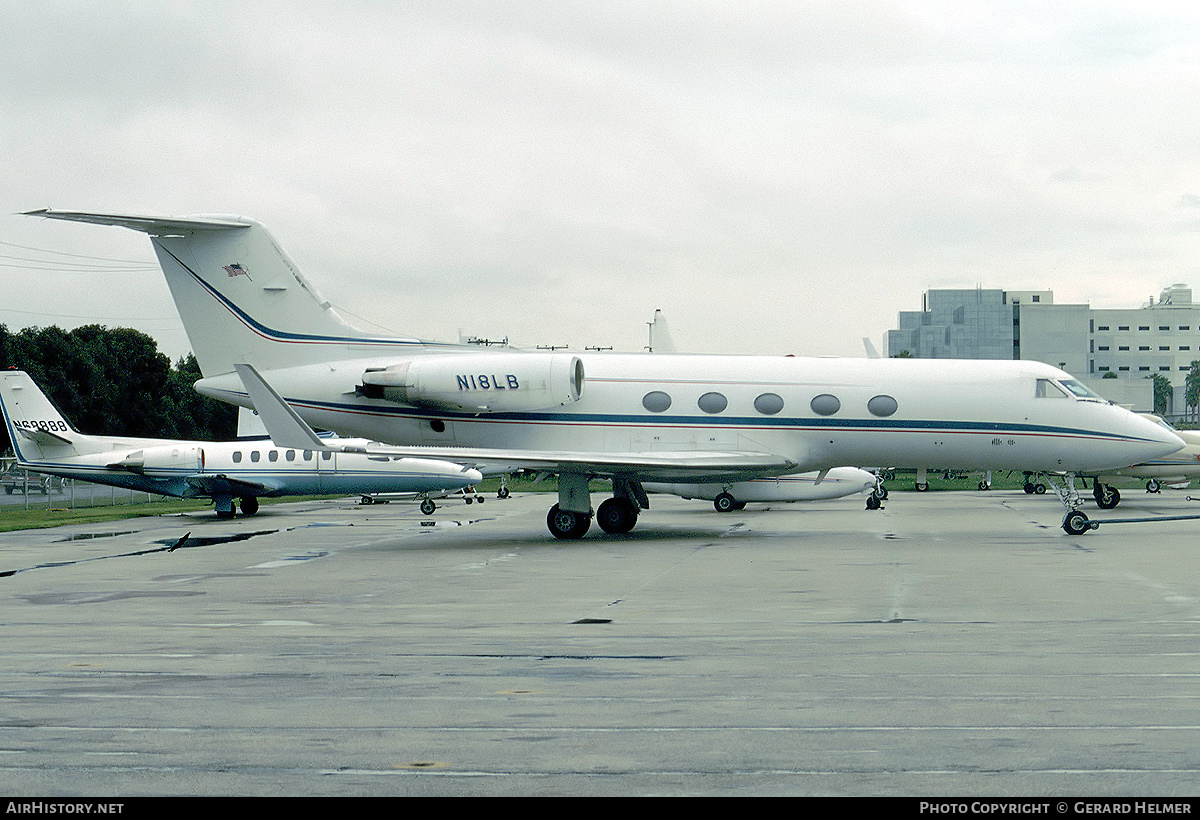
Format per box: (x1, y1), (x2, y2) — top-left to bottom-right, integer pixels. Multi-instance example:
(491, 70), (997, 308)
(0, 370), (481, 517)
(24, 210), (1184, 537)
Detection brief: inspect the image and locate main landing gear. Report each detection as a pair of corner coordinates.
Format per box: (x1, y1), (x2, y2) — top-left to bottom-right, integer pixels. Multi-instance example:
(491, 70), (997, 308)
(215, 495), (260, 518)
(546, 474), (648, 539)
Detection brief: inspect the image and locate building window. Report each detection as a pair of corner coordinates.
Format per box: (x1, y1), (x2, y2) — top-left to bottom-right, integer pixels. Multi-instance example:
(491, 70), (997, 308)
(1099, 346), (1110, 351)
(1140, 326), (1150, 331)
(1098, 325), (1110, 331)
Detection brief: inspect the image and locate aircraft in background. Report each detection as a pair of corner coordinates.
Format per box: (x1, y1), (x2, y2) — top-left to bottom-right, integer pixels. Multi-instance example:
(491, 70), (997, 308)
(646, 467), (879, 512)
(0, 370), (481, 518)
(25, 210), (1185, 537)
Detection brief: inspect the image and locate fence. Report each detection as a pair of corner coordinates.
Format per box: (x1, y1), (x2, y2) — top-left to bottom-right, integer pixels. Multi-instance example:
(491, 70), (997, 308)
(1, 459), (175, 511)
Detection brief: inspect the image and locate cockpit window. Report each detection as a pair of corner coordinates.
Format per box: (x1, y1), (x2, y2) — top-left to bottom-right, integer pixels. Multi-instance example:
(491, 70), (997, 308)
(1058, 379), (1106, 400)
(1036, 379), (1069, 398)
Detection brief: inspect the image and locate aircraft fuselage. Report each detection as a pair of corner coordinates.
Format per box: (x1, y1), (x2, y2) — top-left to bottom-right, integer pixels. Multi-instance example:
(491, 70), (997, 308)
(195, 351), (1175, 479)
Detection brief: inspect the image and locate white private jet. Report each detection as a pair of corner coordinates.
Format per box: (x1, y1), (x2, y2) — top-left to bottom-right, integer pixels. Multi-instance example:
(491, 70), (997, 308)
(0, 370), (481, 518)
(24, 210), (1184, 537)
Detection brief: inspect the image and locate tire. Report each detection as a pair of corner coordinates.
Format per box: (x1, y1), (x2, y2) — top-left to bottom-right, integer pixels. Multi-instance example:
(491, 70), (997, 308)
(597, 497), (637, 534)
(713, 492), (737, 513)
(547, 504), (591, 539)
(1094, 485), (1119, 510)
(1063, 510), (1091, 536)
(420, 499), (436, 515)
(240, 496), (259, 516)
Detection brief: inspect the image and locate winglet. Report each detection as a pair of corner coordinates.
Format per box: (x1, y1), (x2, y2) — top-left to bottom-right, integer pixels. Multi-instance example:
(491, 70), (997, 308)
(233, 364), (328, 450)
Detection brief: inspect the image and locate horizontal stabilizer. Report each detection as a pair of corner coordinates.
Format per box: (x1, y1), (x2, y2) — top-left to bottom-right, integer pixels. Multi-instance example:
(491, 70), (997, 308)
(24, 209), (250, 235)
(13, 425), (72, 446)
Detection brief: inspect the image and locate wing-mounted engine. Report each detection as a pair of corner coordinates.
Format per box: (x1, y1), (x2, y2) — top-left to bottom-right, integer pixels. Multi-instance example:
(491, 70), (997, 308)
(358, 353), (584, 413)
(108, 445), (204, 475)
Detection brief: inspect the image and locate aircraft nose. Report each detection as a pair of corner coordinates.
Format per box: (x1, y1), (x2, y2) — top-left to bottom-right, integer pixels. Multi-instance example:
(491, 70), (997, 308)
(1129, 413), (1184, 459)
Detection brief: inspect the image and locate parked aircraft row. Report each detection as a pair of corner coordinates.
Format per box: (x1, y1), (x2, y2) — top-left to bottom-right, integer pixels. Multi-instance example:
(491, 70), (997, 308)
(22, 209), (1187, 536)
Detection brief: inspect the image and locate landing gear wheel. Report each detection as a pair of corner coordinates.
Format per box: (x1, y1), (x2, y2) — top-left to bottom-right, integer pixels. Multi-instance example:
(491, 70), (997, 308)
(547, 504), (591, 540)
(915, 482), (928, 492)
(872, 485), (888, 500)
(866, 495), (882, 510)
(713, 492), (738, 513)
(1062, 510), (1091, 535)
(597, 497), (638, 534)
(1093, 484), (1120, 510)
(420, 498), (436, 515)
(240, 496), (259, 516)
(1146, 479), (1161, 493)
(1035, 483), (1046, 494)
(498, 487), (510, 499)
(1024, 482), (1036, 494)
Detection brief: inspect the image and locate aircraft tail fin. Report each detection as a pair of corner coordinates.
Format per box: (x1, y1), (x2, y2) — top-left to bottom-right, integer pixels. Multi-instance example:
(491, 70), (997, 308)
(0, 371), (84, 464)
(647, 309), (678, 354)
(24, 210), (434, 377)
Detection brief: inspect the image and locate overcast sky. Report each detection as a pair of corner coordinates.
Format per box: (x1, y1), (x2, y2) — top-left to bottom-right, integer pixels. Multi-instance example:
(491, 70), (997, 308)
(4, 1), (1200, 363)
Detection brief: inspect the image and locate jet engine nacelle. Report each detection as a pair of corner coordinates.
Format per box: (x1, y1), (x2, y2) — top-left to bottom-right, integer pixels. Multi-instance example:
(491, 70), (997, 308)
(109, 445), (204, 475)
(360, 353), (584, 413)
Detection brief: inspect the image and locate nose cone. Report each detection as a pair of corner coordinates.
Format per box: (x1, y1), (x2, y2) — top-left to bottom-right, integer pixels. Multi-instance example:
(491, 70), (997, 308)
(1120, 410), (1185, 467)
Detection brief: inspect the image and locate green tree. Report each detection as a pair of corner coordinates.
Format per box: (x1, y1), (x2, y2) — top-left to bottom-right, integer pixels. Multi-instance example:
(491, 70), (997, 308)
(1149, 373), (1173, 416)
(1186, 361), (1200, 423)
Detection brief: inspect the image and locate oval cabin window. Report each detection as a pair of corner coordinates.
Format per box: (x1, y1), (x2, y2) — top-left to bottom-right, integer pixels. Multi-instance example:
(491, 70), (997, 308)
(642, 391), (672, 413)
(810, 394), (841, 416)
(867, 395), (898, 417)
(754, 393), (784, 415)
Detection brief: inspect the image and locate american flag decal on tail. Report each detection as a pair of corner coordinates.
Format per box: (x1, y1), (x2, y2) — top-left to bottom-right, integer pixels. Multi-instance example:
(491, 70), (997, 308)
(223, 263), (250, 279)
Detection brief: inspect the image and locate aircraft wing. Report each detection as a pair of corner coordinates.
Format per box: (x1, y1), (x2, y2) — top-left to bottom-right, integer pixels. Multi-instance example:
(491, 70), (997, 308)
(233, 364), (797, 482)
(184, 474), (274, 497)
